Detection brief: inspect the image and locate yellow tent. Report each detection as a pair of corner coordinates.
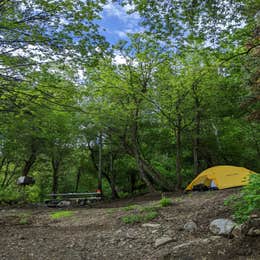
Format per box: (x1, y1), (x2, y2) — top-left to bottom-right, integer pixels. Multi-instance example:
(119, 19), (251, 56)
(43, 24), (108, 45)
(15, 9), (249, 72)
(186, 165), (255, 191)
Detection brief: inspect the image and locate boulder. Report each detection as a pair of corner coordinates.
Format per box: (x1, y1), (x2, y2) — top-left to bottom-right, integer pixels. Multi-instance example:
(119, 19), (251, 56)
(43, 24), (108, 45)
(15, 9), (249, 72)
(155, 236), (174, 248)
(209, 218), (236, 236)
(184, 220), (198, 232)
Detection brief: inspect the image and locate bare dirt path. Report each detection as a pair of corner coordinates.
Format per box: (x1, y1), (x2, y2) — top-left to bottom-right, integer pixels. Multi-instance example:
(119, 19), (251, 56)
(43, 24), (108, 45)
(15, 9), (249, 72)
(0, 189), (259, 259)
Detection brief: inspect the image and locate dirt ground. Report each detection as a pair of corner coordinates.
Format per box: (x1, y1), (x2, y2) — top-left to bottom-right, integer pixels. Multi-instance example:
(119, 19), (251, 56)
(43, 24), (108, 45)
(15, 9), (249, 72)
(0, 189), (259, 260)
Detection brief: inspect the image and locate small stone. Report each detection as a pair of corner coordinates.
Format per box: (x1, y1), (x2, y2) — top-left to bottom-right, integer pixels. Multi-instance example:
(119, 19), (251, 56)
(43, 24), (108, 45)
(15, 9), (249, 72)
(115, 229), (122, 234)
(232, 225), (243, 238)
(152, 230), (158, 234)
(142, 223), (161, 228)
(247, 228), (260, 236)
(210, 236), (222, 241)
(155, 236), (173, 248)
(184, 220), (198, 232)
(209, 219), (236, 236)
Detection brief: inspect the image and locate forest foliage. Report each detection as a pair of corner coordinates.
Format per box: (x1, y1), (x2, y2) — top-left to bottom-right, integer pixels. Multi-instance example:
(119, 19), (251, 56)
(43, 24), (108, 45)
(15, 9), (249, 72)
(0, 0), (259, 206)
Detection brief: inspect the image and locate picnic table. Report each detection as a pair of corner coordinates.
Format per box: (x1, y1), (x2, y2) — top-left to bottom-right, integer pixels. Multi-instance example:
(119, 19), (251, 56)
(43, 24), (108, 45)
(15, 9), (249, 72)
(45, 192), (102, 207)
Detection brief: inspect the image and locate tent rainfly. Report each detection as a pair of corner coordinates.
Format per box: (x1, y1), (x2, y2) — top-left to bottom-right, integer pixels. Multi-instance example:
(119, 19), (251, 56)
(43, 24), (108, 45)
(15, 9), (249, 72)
(185, 165), (255, 191)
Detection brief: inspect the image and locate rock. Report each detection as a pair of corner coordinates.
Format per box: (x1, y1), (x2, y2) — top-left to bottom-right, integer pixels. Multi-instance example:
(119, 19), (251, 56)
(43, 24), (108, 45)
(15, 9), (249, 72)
(57, 200), (71, 207)
(183, 220), (198, 232)
(155, 236), (174, 248)
(142, 223), (161, 228)
(209, 218), (236, 236)
(249, 217), (260, 227)
(247, 228), (260, 236)
(232, 224), (244, 238)
(115, 229), (122, 235)
(171, 236), (221, 252)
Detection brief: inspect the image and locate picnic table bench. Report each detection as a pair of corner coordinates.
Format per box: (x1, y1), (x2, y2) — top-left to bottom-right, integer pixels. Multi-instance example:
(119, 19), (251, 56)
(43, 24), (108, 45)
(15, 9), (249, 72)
(45, 192), (102, 207)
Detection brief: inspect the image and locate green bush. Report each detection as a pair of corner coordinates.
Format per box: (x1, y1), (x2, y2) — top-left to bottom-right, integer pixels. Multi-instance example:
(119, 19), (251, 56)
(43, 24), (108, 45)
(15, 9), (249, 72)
(0, 187), (20, 204)
(225, 174), (260, 223)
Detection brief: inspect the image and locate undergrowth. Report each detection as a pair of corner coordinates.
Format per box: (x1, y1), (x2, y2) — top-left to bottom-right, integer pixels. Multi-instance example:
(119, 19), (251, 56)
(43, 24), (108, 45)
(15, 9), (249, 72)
(225, 173), (260, 223)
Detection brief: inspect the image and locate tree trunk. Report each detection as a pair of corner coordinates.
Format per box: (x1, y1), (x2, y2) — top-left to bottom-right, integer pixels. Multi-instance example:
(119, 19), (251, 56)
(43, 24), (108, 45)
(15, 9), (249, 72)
(175, 115), (182, 190)
(51, 157), (60, 194)
(98, 133), (102, 193)
(193, 103), (200, 176)
(130, 172), (136, 194)
(75, 167), (81, 192)
(109, 151), (119, 199)
(22, 151), (36, 176)
(133, 147), (156, 192)
(88, 142), (119, 198)
(123, 131), (171, 191)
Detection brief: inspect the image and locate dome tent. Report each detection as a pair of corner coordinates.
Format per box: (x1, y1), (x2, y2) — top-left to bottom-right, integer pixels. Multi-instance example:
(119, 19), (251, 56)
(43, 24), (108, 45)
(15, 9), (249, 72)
(185, 165), (255, 191)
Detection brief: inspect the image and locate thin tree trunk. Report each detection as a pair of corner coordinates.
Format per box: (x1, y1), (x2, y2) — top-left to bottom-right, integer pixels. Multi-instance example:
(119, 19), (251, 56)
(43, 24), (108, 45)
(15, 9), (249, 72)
(109, 151), (119, 199)
(193, 105), (200, 176)
(98, 133), (102, 193)
(88, 142), (119, 198)
(51, 157), (60, 195)
(75, 167), (81, 192)
(175, 115), (182, 190)
(130, 172), (136, 194)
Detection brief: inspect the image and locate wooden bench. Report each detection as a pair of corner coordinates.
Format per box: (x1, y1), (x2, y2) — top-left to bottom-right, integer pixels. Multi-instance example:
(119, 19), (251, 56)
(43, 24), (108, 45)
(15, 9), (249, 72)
(45, 192), (102, 207)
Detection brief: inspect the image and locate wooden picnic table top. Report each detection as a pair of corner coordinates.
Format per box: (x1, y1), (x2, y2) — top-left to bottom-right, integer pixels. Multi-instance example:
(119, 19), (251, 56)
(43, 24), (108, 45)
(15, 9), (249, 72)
(46, 192), (101, 197)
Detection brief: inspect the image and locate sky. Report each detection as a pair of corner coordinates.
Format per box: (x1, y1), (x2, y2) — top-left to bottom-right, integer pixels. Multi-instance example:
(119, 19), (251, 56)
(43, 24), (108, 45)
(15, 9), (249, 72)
(98, 1), (142, 45)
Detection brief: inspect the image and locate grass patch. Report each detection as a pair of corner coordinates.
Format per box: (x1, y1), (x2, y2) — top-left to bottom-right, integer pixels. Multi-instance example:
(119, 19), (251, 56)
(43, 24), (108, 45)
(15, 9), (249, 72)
(121, 211), (158, 224)
(19, 213), (30, 225)
(159, 197), (172, 207)
(106, 208), (118, 214)
(122, 204), (140, 211)
(50, 210), (74, 219)
(120, 198), (173, 224)
(140, 205), (159, 212)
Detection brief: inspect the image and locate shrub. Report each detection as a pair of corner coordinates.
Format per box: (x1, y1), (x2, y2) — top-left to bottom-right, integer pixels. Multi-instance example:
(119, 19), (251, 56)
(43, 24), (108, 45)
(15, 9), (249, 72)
(225, 174), (260, 223)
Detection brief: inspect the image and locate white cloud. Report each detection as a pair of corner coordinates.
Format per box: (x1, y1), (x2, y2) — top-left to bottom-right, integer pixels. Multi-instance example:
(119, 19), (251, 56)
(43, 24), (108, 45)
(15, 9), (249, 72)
(102, 1), (140, 24)
(113, 54), (127, 65)
(114, 30), (127, 38)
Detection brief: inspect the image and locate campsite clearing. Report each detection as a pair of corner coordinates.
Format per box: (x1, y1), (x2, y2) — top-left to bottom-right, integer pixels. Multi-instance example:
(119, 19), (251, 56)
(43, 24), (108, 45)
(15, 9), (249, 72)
(0, 188), (259, 259)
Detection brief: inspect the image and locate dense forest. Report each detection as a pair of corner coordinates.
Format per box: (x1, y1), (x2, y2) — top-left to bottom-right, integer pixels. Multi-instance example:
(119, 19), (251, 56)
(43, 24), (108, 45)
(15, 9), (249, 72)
(0, 0), (259, 203)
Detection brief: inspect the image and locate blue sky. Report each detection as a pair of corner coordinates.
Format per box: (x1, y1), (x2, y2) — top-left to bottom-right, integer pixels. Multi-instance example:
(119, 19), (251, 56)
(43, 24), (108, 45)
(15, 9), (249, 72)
(98, 1), (142, 45)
